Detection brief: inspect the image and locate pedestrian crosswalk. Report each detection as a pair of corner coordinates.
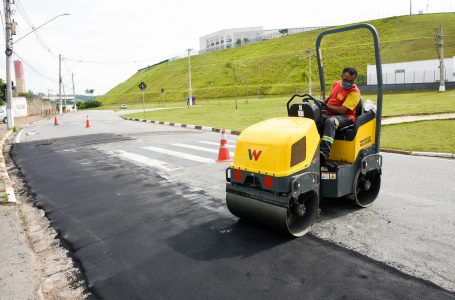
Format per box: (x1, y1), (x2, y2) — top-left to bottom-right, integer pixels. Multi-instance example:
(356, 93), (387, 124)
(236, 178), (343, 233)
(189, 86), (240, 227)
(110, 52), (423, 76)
(172, 143), (235, 157)
(107, 138), (238, 172)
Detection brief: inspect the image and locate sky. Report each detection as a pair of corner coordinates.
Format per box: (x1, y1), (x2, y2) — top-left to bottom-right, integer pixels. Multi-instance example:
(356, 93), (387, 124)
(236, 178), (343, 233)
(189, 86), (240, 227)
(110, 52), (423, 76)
(0, 0), (454, 96)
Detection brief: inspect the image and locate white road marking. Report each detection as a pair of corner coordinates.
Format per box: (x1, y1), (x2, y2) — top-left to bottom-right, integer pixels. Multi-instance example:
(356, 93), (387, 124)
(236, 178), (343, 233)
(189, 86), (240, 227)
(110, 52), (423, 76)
(142, 146), (215, 163)
(14, 129), (23, 144)
(115, 150), (182, 171)
(199, 141), (236, 149)
(172, 143), (234, 157)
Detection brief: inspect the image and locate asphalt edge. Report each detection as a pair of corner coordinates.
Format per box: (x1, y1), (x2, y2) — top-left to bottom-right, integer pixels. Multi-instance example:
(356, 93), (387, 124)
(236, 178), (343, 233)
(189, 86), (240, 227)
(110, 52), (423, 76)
(121, 116), (455, 159)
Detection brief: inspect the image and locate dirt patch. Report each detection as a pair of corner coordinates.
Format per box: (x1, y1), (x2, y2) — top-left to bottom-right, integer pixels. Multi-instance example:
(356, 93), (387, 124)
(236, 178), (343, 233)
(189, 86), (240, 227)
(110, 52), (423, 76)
(4, 138), (92, 299)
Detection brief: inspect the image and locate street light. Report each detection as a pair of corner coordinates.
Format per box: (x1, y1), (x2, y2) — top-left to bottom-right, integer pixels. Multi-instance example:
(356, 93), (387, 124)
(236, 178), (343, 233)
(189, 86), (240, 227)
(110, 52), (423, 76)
(13, 13), (71, 44)
(3, 7), (70, 129)
(186, 48), (193, 107)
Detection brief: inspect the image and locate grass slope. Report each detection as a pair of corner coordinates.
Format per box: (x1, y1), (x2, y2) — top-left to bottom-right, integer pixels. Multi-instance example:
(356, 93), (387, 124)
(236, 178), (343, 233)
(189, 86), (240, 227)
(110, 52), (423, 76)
(99, 13), (455, 105)
(125, 89), (455, 131)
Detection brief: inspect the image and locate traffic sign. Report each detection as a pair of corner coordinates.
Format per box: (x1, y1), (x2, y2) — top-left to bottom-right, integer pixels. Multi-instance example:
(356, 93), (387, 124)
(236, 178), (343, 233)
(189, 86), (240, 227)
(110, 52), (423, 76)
(138, 82), (147, 91)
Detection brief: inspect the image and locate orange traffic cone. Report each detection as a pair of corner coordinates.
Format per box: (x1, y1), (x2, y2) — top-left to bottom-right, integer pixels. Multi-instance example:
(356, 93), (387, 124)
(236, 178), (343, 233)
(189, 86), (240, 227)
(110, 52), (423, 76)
(54, 115), (59, 126)
(85, 116), (91, 128)
(216, 129), (231, 162)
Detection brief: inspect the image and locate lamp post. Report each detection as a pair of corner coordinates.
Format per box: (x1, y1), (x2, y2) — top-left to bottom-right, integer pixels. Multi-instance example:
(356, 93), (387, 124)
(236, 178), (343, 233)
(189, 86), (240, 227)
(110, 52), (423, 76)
(2, 8), (70, 129)
(186, 48), (193, 107)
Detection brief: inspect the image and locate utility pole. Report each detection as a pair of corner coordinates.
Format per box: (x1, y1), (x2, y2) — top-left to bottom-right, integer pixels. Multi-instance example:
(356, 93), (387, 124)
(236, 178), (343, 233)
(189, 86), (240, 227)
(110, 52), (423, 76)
(187, 48), (193, 107)
(305, 49), (314, 95)
(59, 54), (63, 114)
(72, 73), (77, 111)
(410, 0), (412, 15)
(3, 0), (14, 128)
(434, 25), (445, 92)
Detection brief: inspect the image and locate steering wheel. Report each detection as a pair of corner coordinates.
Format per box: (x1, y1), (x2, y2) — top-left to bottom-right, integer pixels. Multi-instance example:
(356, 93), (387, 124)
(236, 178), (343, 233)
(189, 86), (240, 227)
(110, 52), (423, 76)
(305, 94), (327, 111)
(286, 93), (327, 114)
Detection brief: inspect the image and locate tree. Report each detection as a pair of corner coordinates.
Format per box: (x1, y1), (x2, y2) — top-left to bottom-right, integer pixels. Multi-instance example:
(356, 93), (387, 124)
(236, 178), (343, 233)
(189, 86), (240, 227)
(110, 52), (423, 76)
(0, 79), (6, 106)
(242, 38), (249, 45)
(279, 28), (288, 35)
(235, 38), (242, 47)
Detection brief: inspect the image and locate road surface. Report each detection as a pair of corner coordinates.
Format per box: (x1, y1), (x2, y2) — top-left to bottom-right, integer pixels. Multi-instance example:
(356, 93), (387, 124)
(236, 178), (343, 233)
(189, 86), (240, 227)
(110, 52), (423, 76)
(11, 110), (455, 299)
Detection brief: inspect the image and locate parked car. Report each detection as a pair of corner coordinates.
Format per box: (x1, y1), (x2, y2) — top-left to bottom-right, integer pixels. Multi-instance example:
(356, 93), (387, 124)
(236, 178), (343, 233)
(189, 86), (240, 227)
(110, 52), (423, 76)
(0, 106), (6, 123)
(120, 104), (128, 109)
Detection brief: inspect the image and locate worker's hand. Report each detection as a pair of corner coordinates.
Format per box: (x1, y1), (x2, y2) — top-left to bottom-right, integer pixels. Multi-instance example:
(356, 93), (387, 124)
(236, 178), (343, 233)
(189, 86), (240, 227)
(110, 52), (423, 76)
(319, 101), (327, 110)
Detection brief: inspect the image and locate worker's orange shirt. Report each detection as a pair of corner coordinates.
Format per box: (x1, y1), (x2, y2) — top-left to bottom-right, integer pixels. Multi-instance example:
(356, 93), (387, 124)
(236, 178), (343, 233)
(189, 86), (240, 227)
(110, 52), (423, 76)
(325, 80), (361, 122)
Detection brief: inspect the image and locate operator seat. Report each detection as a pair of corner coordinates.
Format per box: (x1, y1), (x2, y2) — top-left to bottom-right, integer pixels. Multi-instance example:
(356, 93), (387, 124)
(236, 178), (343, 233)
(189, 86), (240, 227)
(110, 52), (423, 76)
(335, 99), (376, 141)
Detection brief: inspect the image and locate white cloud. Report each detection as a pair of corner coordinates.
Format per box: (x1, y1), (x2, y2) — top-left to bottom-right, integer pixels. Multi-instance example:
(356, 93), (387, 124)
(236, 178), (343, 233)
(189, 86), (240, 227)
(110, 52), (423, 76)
(0, 0), (453, 95)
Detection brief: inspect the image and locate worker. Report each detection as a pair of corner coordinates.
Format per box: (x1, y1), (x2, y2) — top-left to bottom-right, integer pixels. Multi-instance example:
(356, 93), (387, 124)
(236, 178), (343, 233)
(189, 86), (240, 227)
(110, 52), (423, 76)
(320, 67), (361, 164)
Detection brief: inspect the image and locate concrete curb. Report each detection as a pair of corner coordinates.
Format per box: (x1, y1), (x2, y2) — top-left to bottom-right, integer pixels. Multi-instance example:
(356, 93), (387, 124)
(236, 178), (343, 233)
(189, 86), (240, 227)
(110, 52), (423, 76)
(380, 148), (454, 159)
(121, 116), (242, 135)
(0, 131), (16, 203)
(121, 116), (454, 159)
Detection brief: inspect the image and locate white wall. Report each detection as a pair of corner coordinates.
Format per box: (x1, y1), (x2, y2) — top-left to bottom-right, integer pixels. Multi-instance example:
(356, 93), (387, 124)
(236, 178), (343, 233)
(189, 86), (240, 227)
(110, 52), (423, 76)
(367, 57), (454, 85)
(12, 97), (27, 117)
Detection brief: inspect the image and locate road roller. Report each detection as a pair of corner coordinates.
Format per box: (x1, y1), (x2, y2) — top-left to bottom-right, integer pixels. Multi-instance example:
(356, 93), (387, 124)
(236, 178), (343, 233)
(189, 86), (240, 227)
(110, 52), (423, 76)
(225, 24), (384, 237)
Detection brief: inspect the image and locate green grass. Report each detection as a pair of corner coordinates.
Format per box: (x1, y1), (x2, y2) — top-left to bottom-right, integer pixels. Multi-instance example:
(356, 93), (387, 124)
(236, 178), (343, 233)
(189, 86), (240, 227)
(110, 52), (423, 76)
(381, 120), (455, 153)
(99, 13), (455, 104)
(125, 89), (455, 131)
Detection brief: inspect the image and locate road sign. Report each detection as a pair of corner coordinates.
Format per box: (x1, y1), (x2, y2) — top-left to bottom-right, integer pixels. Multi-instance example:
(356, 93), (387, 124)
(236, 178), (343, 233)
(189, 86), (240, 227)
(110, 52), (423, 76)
(138, 82), (147, 91)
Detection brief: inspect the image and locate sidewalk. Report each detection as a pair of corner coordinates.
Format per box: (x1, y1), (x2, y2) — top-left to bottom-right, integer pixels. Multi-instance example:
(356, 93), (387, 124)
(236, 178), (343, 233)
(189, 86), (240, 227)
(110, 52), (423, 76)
(382, 112), (455, 125)
(0, 114), (49, 299)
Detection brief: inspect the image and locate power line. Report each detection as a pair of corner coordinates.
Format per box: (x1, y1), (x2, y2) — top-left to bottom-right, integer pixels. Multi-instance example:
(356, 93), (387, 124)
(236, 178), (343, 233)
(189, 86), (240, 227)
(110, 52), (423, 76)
(62, 56), (144, 64)
(14, 0), (60, 59)
(13, 51), (58, 83)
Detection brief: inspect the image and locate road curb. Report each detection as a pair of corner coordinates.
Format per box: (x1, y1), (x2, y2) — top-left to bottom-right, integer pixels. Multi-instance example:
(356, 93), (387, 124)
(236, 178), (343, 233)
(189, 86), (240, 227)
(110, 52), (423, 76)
(121, 116), (242, 135)
(381, 148), (454, 159)
(121, 116), (454, 159)
(0, 130), (16, 203)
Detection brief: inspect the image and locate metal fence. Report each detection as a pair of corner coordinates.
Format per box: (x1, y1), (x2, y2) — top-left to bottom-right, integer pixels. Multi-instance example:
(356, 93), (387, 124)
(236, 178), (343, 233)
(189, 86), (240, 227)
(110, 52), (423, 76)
(367, 69), (454, 85)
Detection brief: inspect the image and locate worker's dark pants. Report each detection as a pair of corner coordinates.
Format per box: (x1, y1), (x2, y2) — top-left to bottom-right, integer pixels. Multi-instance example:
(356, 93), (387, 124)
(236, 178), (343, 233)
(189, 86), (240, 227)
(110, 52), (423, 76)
(320, 114), (353, 156)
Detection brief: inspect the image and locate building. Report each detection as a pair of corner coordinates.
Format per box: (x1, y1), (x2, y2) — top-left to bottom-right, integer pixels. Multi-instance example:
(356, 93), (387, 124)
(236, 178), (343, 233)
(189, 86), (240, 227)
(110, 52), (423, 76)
(199, 26), (326, 54)
(14, 60), (26, 94)
(367, 57), (455, 85)
(199, 27), (263, 53)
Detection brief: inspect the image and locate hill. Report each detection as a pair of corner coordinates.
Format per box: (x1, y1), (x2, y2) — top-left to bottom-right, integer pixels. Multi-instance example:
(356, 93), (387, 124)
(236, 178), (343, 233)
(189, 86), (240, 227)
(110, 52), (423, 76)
(98, 13), (455, 104)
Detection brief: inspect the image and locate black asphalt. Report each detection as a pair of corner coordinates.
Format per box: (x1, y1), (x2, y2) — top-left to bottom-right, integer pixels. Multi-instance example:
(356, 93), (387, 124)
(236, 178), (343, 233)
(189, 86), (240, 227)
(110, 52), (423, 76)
(11, 134), (455, 300)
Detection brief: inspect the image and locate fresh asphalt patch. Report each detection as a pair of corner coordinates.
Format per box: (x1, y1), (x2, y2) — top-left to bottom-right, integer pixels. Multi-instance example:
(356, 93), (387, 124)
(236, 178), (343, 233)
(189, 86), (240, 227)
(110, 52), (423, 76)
(11, 133), (455, 299)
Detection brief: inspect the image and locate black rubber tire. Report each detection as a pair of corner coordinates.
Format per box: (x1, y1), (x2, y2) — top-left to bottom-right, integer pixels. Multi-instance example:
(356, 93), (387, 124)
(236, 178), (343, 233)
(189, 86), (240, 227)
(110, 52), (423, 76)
(352, 169), (381, 208)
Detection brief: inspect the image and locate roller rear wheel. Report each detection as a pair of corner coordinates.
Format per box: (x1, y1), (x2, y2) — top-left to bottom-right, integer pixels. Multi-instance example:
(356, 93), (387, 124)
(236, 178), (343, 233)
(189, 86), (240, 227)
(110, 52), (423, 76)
(353, 169), (381, 208)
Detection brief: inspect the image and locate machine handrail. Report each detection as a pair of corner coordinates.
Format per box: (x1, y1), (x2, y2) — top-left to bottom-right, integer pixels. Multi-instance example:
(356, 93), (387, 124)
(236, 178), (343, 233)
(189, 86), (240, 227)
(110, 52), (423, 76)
(315, 24), (383, 153)
(286, 93), (316, 114)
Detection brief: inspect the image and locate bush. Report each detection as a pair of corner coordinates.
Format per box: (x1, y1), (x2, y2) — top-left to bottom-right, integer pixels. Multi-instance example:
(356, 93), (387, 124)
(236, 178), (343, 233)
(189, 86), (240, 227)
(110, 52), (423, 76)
(77, 99), (102, 109)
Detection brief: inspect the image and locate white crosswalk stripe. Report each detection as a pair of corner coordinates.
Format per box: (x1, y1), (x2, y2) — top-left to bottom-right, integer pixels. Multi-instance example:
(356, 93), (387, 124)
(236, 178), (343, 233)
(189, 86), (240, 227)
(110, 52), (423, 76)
(115, 150), (183, 171)
(172, 143), (235, 157)
(199, 141), (236, 149)
(142, 146), (215, 163)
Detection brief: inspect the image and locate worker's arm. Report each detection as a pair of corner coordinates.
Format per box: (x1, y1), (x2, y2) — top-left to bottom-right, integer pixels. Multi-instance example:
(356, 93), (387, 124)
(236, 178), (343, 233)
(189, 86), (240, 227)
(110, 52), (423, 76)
(326, 104), (349, 114)
(326, 91), (361, 115)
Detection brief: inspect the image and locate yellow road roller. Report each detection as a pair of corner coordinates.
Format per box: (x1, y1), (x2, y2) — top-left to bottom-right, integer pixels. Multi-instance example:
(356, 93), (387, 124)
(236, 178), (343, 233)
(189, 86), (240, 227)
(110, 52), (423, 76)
(225, 24), (383, 237)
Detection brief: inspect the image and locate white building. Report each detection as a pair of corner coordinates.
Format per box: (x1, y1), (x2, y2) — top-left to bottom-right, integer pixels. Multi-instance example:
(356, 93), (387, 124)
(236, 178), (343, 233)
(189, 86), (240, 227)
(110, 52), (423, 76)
(199, 27), (263, 53)
(367, 57), (455, 85)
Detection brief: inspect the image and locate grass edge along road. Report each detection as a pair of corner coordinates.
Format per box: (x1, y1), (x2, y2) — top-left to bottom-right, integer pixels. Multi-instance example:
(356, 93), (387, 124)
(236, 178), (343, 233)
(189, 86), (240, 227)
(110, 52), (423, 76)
(122, 90), (455, 153)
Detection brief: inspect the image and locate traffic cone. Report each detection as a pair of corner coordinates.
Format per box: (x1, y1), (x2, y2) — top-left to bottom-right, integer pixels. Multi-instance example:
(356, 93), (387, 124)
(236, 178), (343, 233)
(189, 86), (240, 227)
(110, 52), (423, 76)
(216, 129), (231, 162)
(85, 116), (91, 128)
(54, 115), (59, 126)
